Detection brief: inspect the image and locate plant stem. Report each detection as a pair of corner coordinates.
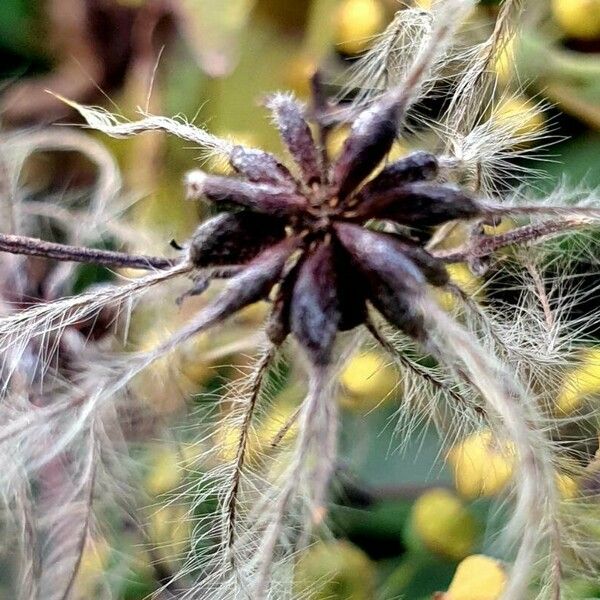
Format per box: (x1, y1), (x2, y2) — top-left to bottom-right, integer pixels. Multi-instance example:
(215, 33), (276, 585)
(0, 233), (177, 270)
(432, 217), (590, 263)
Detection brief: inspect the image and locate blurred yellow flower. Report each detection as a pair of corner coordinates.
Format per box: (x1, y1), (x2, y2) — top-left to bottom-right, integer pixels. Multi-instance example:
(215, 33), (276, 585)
(448, 430), (515, 499)
(556, 348), (600, 415)
(551, 0), (600, 40)
(437, 263), (482, 312)
(410, 488), (478, 560)
(284, 54), (318, 97)
(237, 300), (269, 324)
(208, 130), (259, 175)
(326, 126), (351, 159)
(493, 96), (545, 142)
(74, 537), (111, 598)
(442, 554), (507, 600)
(179, 334), (213, 385)
(148, 505), (191, 559)
(493, 37), (516, 84)
(556, 473), (579, 500)
(258, 402), (299, 447)
(335, 0), (386, 55)
(145, 446), (182, 495)
(339, 350), (397, 410)
(295, 540), (377, 599)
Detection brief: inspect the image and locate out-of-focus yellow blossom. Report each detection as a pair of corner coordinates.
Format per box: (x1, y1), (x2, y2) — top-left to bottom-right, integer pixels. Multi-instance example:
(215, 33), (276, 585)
(237, 300), (269, 325)
(145, 446), (183, 495)
(220, 401), (300, 464)
(335, 0), (386, 55)
(134, 331), (197, 409)
(258, 402), (299, 447)
(387, 140), (409, 162)
(148, 505), (191, 559)
(482, 217), (515, 237)
(493, 96), (545, 142)
(327, 126), (407, 167)
(551, 0), (600, 40)
(493, 37), (516, 84)
(437, 263), (483, 312)
(339, 350), (398, 411)
(410, 488), (478, 560)
(440, 554), (507, 600)
(295, 540), (377, 600)
(556, 348), (600, 415)
(179, 333), (213, 385)
(207, 130), (259, 175)
(180, 442), (206, 471)
(326, 126), (350, 159)
(556, 473), (579, 500)
(448, 430), (515, 499)
(284, 54), (317, 97)
(218, 423), (258, 463)
(73, 537), (111, 598)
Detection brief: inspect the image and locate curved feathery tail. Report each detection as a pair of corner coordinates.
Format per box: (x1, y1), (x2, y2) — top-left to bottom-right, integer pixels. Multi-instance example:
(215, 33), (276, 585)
(52, 94), (236, 162)
(335, 0), (476, 124)
(1, 235), (297, 487)
(222, 344), (278, 591)
(443, 0), (524, 135)
(339, 7), (434, 110)
(166, 352), (342, 600)
(0, 260), (192, 391)
(419, 297), (562, 598)
(36, 422), (98, 600)
(250, 362), (339, 599)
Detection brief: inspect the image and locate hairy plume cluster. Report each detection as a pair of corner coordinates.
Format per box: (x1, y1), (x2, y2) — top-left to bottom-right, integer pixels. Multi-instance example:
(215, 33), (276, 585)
(0, 0), (599, 598)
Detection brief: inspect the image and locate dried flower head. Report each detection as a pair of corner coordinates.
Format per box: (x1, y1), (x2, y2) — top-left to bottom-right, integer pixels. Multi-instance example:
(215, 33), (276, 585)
(1, 1), (600, 599)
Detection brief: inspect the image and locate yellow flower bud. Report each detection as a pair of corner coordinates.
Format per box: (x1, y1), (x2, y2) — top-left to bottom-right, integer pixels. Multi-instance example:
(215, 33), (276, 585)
(148, 505), (191, 559)
(284, 54), (318, 98)
(551, 0), (600, 41)
(448, 430), (515, 499)
(258, 402), (299, 447)
(208, 131), (259, 175)
(335, 0), (386, 55)
(556, 347), (600, 415)
(444, 554), (507, 600)
(556, 473), (579, 500)
(145, 446), (182, 495)
(73, 537), (112, 596)
(493, 37), (516, 84)
(339, 350), (397, 411)
(437, 263), (483, 312)
(326, 126), (351, 159)
(295, 540), (377, 599)
(410, 488), (478, 560)
(492, 96), (545, 142)
(179, 334), (212, 385)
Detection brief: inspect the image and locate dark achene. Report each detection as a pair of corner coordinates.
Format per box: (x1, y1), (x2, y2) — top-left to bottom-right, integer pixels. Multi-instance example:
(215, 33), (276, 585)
(184, 85), (482, 366)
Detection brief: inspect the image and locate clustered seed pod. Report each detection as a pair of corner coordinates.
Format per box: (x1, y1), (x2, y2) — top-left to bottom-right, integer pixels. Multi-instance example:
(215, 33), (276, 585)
(183, 82), (491, 367)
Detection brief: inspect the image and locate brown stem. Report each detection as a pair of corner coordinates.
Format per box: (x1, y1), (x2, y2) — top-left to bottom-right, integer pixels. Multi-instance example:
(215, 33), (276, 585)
(0, 233), (176, 270)
(432, 217), (589, 263)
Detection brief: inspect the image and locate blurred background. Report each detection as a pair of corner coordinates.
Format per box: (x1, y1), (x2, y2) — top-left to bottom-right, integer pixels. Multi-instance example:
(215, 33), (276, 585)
(0, 1), (599, 598)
